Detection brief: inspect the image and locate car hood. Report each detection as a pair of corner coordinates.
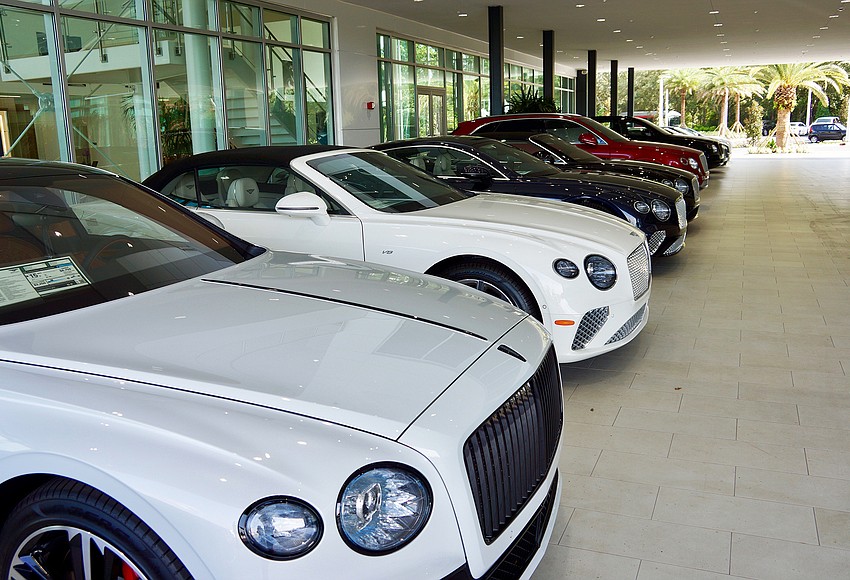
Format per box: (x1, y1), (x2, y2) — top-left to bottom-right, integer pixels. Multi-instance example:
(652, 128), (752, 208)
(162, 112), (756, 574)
(417, 192), (645, 253)
(628, 139), (703, 157)
(0, 251), (529, 439)
(538, 170), (679, 200)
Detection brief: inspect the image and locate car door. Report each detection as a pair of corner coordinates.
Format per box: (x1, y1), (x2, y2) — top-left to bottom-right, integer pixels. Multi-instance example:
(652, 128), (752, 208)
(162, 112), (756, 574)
(159, 165), (365, 260)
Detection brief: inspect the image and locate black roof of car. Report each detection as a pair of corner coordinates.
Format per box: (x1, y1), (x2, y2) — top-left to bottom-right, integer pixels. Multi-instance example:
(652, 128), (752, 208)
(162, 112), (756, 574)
(374, 135), (496, 150)
(0, 158), (117, 180)
(142, 145), (351, 185)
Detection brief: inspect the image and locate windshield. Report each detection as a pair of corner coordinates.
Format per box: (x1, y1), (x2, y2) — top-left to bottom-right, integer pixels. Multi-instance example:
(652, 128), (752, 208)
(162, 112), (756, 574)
(306, 151), (471, 212)
(527, 133), (602, 163)
(0, 172), (258, 324)
(577, 117), (631, 143)
(471, 140), (561, 177)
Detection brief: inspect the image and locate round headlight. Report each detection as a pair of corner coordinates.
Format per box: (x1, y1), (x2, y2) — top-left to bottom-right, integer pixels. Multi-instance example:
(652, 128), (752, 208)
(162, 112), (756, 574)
(651, 199), (671, 221)
(554, 258), (580, 278)
(674, 178), (690, 194)
(683, 157), (699, 170)
(660, 178), (674, 188)
(633, 200), (650, 214)
(585, 255), (617, 290)
(337, 464), (431, 554)
(239, 497), (322, 560)
(708, 143), (718, 152)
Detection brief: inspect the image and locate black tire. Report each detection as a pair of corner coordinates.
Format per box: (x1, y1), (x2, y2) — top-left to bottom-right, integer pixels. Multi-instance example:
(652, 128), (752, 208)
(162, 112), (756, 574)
(437, 261), (541, 320)
(809, 135), (819, 143)
(0, 478), (193, 580)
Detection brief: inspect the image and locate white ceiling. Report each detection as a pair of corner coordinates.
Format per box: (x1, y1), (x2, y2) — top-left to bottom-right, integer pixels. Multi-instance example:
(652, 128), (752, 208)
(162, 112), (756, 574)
(342, 0), (850, 70)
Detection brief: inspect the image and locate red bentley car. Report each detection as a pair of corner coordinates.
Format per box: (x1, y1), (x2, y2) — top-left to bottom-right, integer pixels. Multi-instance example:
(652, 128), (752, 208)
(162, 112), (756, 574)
(453, 113), (709, 188)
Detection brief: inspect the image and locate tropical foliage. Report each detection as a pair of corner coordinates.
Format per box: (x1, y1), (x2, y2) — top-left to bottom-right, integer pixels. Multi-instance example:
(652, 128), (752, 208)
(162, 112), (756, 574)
(506, 85), (557, 113)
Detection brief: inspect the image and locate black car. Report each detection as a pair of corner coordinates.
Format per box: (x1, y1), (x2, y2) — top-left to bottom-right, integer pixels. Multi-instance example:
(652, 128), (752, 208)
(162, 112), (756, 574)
(489, 132), (699, 221)
(807, 122), (846, 142)
(374, 135), (687, 257)
(594, 115), (731, 168)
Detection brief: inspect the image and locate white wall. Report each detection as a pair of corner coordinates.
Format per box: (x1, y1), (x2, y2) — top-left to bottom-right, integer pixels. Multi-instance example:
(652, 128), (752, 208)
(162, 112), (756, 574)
(279, 0), (577, 146)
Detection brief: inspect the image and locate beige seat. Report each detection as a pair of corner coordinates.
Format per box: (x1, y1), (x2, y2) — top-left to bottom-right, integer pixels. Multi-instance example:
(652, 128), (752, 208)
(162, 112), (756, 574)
(0, 213), (44, 267)
(285, 174), (313, 195)
(409, 156), (427, 171)
(433, 152), (455, 176)
(225, 178), (260, 208)
(169, 173), (198, 205)
(215, 169), (243, 206)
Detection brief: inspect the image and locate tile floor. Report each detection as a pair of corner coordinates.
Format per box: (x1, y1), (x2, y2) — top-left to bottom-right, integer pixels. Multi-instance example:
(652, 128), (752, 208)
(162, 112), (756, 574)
(532, 145), (850, 580)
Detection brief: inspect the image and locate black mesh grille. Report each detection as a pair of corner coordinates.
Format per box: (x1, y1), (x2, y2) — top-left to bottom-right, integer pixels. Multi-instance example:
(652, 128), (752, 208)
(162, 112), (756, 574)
(463, 346), (562, 544)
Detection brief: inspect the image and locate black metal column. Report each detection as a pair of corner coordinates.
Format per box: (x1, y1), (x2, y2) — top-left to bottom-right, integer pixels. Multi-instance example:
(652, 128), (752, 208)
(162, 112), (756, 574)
(587, 49), (597, 117)
(576, 70), (587, 115)
(488, 6), (505, 115)
(627, 67), (635, 117)
(610, 59), (618, 116)
(543, 30), (555, 103)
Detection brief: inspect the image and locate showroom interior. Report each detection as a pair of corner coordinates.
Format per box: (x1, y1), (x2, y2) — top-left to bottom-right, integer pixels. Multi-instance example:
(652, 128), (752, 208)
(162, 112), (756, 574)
(1, 0), (850, 578)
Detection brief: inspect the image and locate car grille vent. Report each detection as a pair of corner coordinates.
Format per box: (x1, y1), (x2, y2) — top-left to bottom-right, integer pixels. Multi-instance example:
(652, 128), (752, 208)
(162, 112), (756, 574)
(606, 304), (647, 344)
(647, 231), (666, 255)
(463, 346), (562, 544)
(571, 307), (609, 350)
(675, 196), (687, 229)
(663, 233), (686, 256)
(698, 153), (709, 172)
(628, 243), (651, 300)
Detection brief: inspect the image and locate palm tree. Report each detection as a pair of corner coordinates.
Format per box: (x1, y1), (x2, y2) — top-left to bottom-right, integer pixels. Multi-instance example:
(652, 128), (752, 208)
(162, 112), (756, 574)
(758, 62), (849, 149)
(662, 68), (705, 127)
(727, 67), (763, 133)
(702, 67), (763, 136)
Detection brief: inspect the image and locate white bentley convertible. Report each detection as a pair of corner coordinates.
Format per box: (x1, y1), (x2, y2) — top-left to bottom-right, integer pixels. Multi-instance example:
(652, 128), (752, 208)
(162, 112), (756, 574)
(144, 146), (652, 363)
(0, 159), (562, 579)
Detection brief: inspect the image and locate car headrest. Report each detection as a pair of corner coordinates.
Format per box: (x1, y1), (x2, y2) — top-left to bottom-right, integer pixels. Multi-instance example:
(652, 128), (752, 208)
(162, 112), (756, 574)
(226, 178), (260, 208)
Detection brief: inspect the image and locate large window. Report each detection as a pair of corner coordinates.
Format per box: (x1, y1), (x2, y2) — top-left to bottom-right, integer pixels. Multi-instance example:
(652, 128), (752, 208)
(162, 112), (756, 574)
(377, 32), (574, 141)
(0, 1), (334, 180)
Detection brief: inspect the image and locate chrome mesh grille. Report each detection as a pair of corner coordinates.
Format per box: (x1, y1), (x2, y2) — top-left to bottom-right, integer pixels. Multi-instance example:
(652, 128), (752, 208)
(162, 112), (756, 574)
(571, 306), (609, 350)
(628, 243), (651, 300)
(463, 347), (562, 544)
(698, 153), (709, 172)
(663, 233), (686, 256)
(605, 304), (647, 344)
(647, 231), (666, 255)
(675, 196), (687, 229)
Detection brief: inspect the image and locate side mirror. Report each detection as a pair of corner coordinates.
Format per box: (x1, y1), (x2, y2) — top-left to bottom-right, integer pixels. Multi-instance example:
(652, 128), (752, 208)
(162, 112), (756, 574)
(275, 191), (331, 226)
(458, 164), (492, 185)
(578, 133), (598, 146)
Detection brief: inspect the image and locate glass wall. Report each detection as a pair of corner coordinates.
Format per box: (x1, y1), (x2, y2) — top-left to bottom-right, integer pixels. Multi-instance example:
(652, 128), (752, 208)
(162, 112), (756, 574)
(377, 32), (574, 141)
(0, 1), (334, 180)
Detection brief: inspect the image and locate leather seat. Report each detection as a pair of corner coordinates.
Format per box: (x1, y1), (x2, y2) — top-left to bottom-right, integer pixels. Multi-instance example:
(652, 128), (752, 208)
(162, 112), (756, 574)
(225, 178), (260, 208)
(0, 213), (44, 267)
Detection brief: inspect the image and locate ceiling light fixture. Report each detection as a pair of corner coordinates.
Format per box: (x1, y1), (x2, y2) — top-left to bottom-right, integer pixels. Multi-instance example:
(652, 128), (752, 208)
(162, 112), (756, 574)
(516, 35), (524, 39)
(709, 10), (719, 14)
(713, 23), (723, 27)
(626, 39), (633, 42)
(829, 14), (839, 18)
(457, 11), (467, 17)
(597, 18), (606, 22)
(613, 29), (621, 33)
(820, 26), (829, 29)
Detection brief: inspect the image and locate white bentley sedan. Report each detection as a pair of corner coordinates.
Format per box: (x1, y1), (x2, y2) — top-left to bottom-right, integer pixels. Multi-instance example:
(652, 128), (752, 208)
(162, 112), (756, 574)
(0, 159), (562, 579)
(144, 146), (652, 363)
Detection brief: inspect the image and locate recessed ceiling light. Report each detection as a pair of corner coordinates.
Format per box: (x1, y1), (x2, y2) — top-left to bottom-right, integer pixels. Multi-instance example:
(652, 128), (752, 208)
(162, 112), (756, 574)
(636, 45), (643, 49)
(457, 11), (467, 16)
(626, 39), (633, 42)
(716, 33), (725, 37)
(820, 26), (829, 29)
(516, 35), (524, 39)
(723, 48), (730, 51)
(709, 10), (719, 14)
(713, 23), (723, 27)
(813, 35), (821, 38)
(597, 18), (606, 22)
(720, 41), (728, 44)
(575, 3), (585, 7)
(829, 14), (839, 18)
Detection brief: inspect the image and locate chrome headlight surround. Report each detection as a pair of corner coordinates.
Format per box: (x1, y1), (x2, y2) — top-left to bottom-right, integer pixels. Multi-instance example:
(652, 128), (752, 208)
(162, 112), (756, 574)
(651, 199), (672, 221)
(682, 157), (699, 170)
(633, 200), (650, 214)
(660, 178), (674, 188)
(337, 463), (432, 555)
(239, 497), (323, 560)
(674, 178), (690, 194)
(554, 258), (580, 278)
(585, 255), (617, 290)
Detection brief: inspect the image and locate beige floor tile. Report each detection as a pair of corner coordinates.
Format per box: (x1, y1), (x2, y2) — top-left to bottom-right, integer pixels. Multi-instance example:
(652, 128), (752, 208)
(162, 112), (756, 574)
(569, 386), (682, 413)
(531, 544), (640, 580)
(798, 405), (850, 430)
(549, 505), (574, 546)
(730, 534), (850, 579)
(669, 434), (807, 473)
(593, 451), (735, 495)
(560, 474), (659, 518)
(653, 487), (818, 544)
(561, 510), (731, 573)
(563, 423), (673, 457)
(614, 408), (736, 439)
(806, 448), (850, 480)
(563, 401), (620, 426)
(636, 562), (748, 580)
(687, 362), (794, 387)
(815, 508), (850, 550)
(736, 467), (850, 512)
(737, 419), (850, 453)
(680, 394), (799, 424)
(630, 374), (739, 399)
(739, 382), (850, 409)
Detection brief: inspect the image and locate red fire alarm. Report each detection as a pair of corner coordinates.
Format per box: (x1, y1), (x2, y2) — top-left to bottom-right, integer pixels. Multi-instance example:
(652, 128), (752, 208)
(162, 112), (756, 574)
(366, 101), (375, 110)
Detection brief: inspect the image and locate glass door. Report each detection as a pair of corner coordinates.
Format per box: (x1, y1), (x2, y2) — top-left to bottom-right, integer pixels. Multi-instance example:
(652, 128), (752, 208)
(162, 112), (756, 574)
(417, 87), (445, 137)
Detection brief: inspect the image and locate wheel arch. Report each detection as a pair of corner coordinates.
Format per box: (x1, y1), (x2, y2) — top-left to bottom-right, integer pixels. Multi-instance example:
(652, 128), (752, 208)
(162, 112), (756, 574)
(425, 254), (544, 321)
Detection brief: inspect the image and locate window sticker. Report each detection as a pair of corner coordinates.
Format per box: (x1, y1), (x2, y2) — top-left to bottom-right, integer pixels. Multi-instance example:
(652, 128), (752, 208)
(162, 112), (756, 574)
(0, 257), (90, 307)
